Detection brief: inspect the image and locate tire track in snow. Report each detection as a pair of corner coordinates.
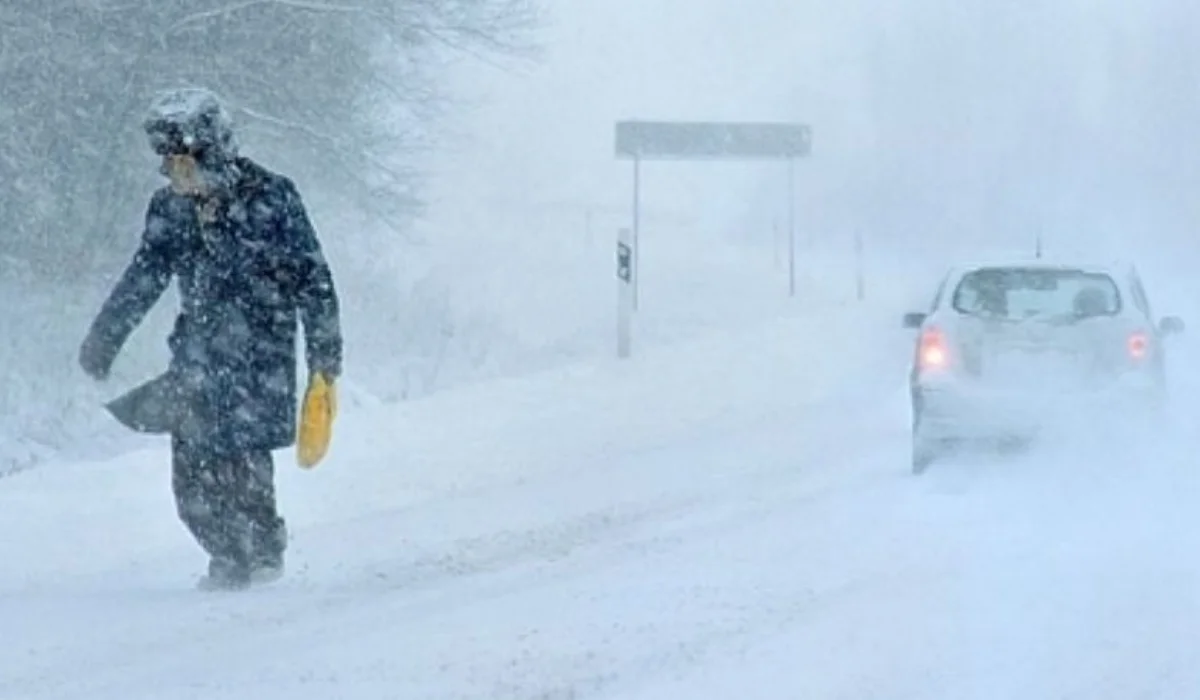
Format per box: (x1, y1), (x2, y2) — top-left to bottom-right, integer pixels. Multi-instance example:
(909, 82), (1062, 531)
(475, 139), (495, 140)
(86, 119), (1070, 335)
(4, 389), (909, 700)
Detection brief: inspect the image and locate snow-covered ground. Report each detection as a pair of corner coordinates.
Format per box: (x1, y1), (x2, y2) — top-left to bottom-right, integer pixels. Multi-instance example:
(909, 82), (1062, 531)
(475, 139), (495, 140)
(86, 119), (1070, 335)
(6, 267), (1200, 698)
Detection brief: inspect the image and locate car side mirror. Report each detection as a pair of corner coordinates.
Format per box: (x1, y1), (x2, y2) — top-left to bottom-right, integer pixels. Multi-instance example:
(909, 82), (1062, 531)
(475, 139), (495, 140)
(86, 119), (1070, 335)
(1160, 315), (1185, 336)
(902, 312), (927, 329)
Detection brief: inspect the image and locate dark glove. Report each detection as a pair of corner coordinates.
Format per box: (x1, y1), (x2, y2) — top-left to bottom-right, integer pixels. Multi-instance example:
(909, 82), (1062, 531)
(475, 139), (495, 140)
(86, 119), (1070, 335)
(78, 333), (113, 381)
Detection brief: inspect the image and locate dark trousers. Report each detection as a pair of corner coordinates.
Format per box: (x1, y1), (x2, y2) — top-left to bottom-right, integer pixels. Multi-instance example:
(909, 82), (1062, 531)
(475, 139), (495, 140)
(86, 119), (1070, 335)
(170, 436), (287, 567)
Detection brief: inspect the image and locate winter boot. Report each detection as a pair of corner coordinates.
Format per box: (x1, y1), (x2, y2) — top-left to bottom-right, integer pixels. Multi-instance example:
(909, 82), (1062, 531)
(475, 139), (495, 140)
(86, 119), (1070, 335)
(249, 519), (288, 585)
(249, 553), (285, 585)
(196, 556), (252, 591)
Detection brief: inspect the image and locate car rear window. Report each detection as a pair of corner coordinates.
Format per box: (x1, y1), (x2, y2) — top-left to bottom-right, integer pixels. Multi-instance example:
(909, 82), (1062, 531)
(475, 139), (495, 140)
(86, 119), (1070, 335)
(951, 267), (1121, 320)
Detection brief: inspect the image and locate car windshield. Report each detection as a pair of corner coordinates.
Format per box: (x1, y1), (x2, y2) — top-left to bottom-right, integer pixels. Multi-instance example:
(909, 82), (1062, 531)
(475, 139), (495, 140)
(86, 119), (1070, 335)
(951, 267), (1121, 321)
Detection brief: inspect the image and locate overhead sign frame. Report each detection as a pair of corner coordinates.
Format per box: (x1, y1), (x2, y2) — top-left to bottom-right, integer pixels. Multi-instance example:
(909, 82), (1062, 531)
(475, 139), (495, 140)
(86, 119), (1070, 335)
(615, 120), (812, 161)
(613, 120), (813, 310)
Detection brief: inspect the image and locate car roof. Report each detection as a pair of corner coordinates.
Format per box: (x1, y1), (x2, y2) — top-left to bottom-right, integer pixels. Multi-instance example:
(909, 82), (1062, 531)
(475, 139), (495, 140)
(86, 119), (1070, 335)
(943, 257), (1137, 280)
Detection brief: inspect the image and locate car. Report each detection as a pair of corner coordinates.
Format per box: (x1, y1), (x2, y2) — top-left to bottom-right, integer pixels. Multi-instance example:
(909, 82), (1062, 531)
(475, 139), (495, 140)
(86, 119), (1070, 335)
(902, 258), (1184, 474)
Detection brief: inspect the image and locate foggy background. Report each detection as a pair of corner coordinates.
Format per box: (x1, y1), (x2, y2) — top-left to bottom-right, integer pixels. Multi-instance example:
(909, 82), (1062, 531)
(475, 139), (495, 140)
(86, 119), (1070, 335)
(4, 0), (1199, 472)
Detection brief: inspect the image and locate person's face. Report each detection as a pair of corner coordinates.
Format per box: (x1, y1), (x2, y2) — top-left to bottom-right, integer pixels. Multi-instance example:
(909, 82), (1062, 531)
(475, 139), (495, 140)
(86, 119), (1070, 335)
(162, 153), (208, 196)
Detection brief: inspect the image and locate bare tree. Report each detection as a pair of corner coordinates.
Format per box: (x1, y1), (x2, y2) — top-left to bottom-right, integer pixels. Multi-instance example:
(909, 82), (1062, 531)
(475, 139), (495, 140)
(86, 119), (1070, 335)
(0, 0), (541, 276)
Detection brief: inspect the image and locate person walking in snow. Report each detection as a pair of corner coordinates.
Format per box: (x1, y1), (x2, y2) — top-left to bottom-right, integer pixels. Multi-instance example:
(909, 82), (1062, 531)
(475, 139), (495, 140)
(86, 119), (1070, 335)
(78, 87), (343, 590)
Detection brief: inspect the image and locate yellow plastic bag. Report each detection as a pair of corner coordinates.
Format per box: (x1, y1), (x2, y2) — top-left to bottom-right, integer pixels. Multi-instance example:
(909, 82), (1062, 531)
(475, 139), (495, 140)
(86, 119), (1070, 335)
(297, 372), (337, 468)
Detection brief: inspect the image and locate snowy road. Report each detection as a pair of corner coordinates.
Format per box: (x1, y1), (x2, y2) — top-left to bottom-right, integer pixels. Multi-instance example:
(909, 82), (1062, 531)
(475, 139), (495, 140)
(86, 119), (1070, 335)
(4, 307), (1200, 699)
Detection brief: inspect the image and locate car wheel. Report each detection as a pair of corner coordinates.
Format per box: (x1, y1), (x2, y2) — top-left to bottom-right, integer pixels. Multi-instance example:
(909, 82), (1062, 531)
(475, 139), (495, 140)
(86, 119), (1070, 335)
(996, 434), (1031, 456)
(911, 393), (941, 473)
(1140, 386), (1169, 434)
(912, 442), (937, 474)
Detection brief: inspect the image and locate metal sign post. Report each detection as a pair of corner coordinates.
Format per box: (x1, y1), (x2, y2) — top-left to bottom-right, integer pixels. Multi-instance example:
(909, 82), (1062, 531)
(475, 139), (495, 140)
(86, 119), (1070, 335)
(614, 120), (812, 302)
(631, 157), (640, 310)
(617, 227), (634, 358)
(854, 229), (865, 301)
(787, 157), (796, 297)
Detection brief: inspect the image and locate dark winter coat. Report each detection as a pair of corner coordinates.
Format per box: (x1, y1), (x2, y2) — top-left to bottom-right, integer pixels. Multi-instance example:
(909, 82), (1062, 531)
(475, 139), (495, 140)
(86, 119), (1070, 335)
(80, 157), (342, 452)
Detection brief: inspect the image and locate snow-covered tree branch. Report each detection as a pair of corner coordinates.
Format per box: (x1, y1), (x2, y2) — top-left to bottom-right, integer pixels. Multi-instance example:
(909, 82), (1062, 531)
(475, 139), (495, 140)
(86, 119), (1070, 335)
(0, 0), (542, 275)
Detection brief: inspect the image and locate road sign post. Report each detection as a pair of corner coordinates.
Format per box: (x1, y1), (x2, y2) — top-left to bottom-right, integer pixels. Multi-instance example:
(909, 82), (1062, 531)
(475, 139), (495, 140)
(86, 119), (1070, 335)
(614, 120), (812, 300)
(787, 157), (796, 296)
(632, 157), (640, 310)
(617, 227), (634, 358)
(854, 229), (865, 301)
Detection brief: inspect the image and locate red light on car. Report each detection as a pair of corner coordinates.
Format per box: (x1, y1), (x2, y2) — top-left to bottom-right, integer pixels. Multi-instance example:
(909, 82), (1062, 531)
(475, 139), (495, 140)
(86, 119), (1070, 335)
(919, 329), (949, 369)
(1128, 331), (1149, 360)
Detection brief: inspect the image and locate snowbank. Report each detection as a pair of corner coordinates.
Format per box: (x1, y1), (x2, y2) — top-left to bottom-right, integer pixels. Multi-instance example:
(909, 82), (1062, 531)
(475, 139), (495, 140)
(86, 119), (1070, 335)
(1, 225), (915, 477)
(290, 292), (906, 521)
